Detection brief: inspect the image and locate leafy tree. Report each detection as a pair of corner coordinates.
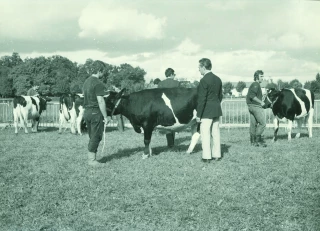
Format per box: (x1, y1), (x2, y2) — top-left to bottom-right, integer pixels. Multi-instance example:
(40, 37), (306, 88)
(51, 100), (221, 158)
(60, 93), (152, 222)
(266, 82), (278, 90)
(0, 66), (12, 97)
(235, 81), (246, 96)
(193, 80), (199, 87)
(289, 79), (302, 88)
(0, 52), (23, 68)
(304, 81), (312, 90)
(310, 80), (319, 93)
(48, 55), (77, 95)
(316, 73), (320, 83)
(107, 63), (146, 93)
(222, 82), (234, 95)
(0, 52), (23, 97)
(277, 80), (290, 89)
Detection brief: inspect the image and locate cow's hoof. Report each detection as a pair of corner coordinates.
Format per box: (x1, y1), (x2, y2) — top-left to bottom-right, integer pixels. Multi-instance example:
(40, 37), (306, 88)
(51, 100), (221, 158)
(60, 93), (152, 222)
(142, 154), (149, 159)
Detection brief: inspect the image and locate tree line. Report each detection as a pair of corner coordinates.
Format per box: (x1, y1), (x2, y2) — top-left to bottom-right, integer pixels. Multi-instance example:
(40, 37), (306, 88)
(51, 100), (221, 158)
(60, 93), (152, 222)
(222, 74), (320, 96)
(1, 52), (319, 98)
(0, 52), (201, 98)
(0, 52), (148, 98)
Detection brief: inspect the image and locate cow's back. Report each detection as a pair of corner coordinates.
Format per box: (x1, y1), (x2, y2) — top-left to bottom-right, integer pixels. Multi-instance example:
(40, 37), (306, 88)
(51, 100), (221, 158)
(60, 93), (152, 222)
(124, 88), (197, 126)
(274, 88), (313, 120)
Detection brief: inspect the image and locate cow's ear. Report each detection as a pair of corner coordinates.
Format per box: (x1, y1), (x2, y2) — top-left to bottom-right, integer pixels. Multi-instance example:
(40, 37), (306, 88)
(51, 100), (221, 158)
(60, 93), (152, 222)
(103, 90), (111, 98)
(118, 88), (126, 97)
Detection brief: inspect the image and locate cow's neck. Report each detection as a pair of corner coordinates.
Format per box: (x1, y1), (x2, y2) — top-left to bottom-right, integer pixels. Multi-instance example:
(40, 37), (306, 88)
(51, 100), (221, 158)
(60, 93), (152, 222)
(114, 98), (129, 118)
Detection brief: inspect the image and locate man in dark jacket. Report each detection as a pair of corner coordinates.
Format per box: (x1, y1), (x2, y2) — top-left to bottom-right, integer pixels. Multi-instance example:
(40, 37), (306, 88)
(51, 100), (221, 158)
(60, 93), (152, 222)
(246, 70), (266, 147)
(158, 68), (180, 147)
(196, 58), (223, 163)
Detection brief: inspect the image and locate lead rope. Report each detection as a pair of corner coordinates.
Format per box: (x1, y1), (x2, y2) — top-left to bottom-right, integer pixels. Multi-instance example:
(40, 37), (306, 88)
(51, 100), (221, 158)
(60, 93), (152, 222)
(101, 97), (122, 153)
(101, 119), (109, 153)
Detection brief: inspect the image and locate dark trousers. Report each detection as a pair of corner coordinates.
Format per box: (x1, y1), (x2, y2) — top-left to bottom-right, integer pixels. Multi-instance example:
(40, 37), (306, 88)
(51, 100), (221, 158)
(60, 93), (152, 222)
(83, 108), (104, 153)
(248, 105), (266, 136)
(166, 132), (175, 147)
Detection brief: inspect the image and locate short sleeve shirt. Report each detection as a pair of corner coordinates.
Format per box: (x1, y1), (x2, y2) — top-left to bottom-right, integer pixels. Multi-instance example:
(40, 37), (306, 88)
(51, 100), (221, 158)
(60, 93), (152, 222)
(246, 82), (262, 107)
(82, 76), (106, 108)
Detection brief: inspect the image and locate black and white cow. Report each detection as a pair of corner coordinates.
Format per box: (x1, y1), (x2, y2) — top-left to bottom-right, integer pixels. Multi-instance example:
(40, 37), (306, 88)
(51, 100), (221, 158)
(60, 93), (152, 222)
(263, 88), (314, 141)
(59, 93), (85, 135)
(105, 88), (201, 158)
(13, 95), (52, 134)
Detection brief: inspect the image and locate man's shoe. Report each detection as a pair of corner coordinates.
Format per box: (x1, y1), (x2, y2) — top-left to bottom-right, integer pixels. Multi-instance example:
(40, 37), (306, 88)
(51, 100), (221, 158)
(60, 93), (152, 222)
(256, 135), (267, 147)
(201, 158), (212, 163)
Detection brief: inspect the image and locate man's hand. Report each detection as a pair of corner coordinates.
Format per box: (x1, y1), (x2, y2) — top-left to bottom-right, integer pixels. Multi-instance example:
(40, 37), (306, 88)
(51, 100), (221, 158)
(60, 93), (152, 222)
(261, 101), (265, 107)
(103, 117), (110, 126)
(196, 117), (201, 123)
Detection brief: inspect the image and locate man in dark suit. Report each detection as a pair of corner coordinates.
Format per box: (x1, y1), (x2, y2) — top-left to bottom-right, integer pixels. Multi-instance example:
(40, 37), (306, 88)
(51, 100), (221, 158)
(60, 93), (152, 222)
(158, 68), (180, 147)
(196, 58), (223, 163)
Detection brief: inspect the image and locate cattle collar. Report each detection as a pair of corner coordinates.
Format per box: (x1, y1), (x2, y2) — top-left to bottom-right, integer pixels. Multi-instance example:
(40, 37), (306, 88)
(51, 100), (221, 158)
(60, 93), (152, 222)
(266, 95), (278, 108)
(111, 97), (122, 118)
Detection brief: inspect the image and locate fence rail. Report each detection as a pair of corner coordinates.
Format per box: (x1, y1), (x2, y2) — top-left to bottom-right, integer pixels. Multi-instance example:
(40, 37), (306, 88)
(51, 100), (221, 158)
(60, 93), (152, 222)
(1, 99), (320, 128)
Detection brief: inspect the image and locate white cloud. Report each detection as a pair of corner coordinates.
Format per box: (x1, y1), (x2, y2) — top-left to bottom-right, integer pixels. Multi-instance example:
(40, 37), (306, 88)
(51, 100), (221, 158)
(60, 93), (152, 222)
(175, 38), (201, 55)
(0, 0), (84, 40)
(207, 0), (248, 11)
(78, 1), (166, 40)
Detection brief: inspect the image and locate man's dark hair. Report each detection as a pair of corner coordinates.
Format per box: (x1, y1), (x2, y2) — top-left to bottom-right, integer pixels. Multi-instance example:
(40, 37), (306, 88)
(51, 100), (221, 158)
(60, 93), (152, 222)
(165, 68), (175, 77)
(254, 70), (264, 81)
(91, 60), (106, 75)
(199, 58), (212, 70)
(153, 78), (161, 85)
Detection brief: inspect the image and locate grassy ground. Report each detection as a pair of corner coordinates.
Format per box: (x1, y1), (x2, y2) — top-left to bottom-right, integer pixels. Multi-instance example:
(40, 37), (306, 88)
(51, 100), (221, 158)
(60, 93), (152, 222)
(0, 127), (319, 231)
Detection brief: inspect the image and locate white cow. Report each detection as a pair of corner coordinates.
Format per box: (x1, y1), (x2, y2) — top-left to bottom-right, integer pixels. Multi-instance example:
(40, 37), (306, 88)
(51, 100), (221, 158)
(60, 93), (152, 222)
(59, 93), (85, 135)
(13, 95), (51, 134)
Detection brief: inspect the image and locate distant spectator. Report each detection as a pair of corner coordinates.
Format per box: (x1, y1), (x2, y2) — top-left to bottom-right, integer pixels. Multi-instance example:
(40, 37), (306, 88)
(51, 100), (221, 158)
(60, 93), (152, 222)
(153, 78), (161, 87)
(158, 68), (180, 147)
(158, 68), (180, 88)
(27, 83), (39, 96)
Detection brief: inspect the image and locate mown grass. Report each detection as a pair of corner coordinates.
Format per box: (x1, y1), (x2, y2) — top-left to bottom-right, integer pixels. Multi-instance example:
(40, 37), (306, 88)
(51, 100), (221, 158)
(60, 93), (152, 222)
(0, 126), (320, 231)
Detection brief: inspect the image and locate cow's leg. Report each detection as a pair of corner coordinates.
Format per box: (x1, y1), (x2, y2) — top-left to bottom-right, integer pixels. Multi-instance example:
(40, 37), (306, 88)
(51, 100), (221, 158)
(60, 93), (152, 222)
(187, 122), (200, 153)
(31, 119), (36, 132)
(22, 109), (29, 134)
(307, 108), (314, 138)
(287, 120), (293, 141)
(33, 117), (40, 132)
(273, 118), (279, 142)
(142, 127), (153, 159)
(13, 109), (19, 134)
(76, 107), (84, 135)
(295, 118), (303, 138)
(58, 111), (66, 134)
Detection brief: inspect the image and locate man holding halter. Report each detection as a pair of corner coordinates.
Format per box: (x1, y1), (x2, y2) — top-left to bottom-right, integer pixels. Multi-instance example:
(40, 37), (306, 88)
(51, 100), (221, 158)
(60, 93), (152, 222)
(246, 70), (267, 147)
(83, 60), (110, 166)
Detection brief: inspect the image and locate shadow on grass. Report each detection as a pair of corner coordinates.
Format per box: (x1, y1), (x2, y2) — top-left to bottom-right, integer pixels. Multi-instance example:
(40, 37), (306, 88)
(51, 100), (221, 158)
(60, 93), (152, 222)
(264, 132), (310, 141)
(99, 136), (231, 162)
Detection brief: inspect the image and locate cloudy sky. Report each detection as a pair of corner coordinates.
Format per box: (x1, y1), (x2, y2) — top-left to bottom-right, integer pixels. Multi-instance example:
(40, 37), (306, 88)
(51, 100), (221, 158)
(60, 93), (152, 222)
(0, 0), (319, 84)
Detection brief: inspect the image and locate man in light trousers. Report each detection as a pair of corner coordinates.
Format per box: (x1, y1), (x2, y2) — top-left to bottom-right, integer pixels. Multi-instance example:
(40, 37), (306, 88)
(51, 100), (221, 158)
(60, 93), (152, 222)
(196, 58), (223, 163)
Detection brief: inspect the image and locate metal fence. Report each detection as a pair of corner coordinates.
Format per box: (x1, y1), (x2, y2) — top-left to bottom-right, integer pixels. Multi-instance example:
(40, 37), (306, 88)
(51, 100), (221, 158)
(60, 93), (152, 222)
(1, 98), (320, 128)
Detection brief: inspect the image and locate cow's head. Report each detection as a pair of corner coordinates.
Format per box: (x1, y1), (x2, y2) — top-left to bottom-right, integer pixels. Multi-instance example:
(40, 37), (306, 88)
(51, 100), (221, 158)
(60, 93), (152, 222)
(38, 96), (52, 112)
(104, 88), (126, 117)
(262, 88), (280, 109)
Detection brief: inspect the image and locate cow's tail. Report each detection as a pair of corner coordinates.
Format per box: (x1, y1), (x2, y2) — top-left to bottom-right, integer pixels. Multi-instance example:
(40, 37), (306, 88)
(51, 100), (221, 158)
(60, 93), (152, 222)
(311, 90), (315, 109)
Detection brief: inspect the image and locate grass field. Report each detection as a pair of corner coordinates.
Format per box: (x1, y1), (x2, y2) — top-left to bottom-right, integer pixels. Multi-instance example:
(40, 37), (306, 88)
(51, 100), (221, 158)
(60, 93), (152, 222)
(1, 126), (320, 230)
